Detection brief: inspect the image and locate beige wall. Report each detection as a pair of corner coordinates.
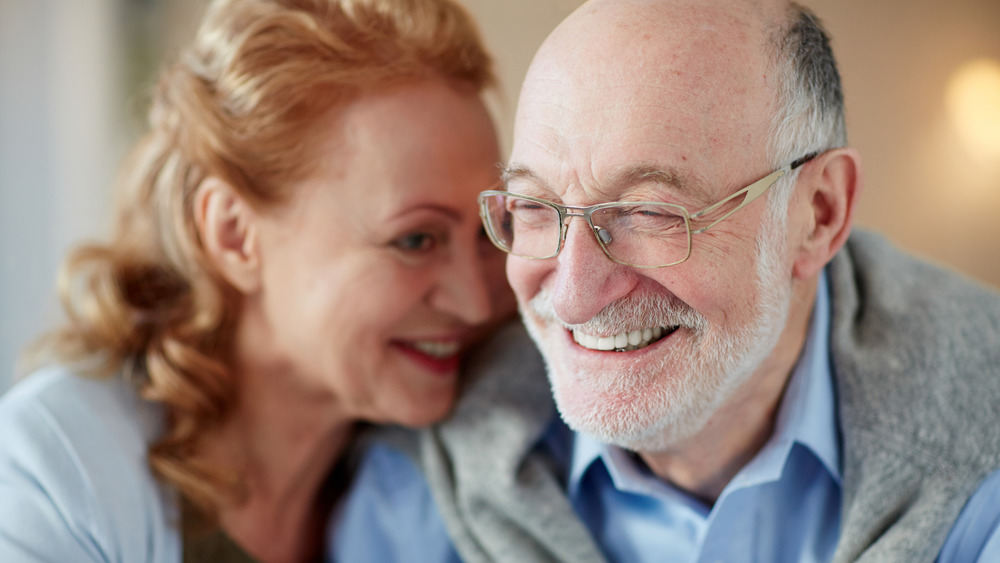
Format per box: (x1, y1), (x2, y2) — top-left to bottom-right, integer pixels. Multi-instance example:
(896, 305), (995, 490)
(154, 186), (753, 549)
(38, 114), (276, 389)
(811, 0), (1000, 289)
(461, 0), (1000, 289)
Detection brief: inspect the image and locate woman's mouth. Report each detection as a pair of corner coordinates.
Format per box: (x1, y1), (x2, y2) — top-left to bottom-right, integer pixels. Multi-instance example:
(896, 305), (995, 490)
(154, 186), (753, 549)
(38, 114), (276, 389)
(411, 340), (461, 358)
(393, 339), (463, 375)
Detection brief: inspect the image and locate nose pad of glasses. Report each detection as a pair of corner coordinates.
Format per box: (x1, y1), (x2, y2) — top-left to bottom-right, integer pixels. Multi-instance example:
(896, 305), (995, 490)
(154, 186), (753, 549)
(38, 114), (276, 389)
(594, 225), (613, 244)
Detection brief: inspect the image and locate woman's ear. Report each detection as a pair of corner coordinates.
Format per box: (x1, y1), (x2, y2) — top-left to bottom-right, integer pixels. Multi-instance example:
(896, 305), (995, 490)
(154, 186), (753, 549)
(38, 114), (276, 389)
(789, 147), (864, 280)
(194, 178), (262, 294)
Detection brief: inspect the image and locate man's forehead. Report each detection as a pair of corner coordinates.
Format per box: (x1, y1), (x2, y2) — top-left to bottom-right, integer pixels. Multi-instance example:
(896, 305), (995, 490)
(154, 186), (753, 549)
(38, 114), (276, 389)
(510, 0), (783, 197)
(517, 0), (781, 133)
(536, 3), (776, 86)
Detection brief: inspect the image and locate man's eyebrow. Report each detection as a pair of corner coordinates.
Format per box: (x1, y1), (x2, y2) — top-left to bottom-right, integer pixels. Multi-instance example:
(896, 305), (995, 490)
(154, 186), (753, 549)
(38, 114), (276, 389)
(501, 162), (709, 201)
(611, 163), (709, 201)
(500, 164), (537, 185)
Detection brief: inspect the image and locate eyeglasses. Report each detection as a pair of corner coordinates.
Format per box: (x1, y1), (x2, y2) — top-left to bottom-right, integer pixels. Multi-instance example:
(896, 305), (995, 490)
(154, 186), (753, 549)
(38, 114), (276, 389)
(478, 153), (817, 269)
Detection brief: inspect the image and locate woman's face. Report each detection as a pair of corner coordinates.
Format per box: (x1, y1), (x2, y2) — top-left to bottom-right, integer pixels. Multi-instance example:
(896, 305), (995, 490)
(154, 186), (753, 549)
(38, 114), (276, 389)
(245, 80), (513, 426)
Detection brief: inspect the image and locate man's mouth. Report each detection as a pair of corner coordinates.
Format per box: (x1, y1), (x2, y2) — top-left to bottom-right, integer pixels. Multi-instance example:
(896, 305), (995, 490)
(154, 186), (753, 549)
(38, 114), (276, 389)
(570, 325), (679, 352)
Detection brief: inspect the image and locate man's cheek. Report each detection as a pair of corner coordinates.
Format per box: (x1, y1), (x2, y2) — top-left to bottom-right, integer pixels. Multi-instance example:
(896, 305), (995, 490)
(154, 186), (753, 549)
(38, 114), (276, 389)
(507, 260), (541, 306)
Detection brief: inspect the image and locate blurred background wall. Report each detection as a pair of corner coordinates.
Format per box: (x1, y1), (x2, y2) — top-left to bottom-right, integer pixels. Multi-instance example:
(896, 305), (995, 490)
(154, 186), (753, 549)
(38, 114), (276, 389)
(2, 0), (998, 391)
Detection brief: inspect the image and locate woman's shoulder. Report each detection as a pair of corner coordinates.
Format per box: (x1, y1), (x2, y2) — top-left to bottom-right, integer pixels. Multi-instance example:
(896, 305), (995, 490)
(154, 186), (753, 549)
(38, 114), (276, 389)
(0, 365), (166, 469)
(0, 365), (181, 562)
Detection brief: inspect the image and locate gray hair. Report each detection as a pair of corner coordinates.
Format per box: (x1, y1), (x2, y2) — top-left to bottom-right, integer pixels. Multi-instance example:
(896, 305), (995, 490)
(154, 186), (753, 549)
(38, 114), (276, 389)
(766, 3), (847, 216)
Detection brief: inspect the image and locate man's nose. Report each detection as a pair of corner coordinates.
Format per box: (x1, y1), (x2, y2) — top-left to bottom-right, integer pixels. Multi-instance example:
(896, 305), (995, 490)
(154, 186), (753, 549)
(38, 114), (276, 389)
(549, 218), (633, 325)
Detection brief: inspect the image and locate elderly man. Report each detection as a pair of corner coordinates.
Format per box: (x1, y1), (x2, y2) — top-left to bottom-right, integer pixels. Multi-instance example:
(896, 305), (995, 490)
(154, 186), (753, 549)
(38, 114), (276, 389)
(331, 0), (1000, 561)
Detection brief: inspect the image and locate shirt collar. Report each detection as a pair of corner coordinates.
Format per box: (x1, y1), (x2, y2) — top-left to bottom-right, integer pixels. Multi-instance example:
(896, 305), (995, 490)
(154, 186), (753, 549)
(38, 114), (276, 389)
(568, 270), (841, 497)
(771, 270), (841, 483)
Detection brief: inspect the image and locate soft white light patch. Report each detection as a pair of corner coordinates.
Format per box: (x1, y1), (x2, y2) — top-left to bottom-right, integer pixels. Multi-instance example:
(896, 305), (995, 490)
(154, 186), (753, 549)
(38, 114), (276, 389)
(946, 58), (1000, 161)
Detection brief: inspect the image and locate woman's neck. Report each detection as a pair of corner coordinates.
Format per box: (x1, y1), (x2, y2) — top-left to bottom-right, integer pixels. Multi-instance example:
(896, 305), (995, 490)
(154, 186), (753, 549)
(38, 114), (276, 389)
(201, 364), (356, 563)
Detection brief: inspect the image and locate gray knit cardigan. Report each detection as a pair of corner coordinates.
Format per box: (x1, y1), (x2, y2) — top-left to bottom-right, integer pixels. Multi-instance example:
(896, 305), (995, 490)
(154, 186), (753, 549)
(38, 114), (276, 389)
(394, 230), (1000, 563)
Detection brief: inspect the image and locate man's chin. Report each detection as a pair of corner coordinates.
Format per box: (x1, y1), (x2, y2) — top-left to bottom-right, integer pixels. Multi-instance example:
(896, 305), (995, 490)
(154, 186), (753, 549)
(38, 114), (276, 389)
(550, 371), (661, 448)
(547, 357), (734, 453)
(523, 307), (715, 450)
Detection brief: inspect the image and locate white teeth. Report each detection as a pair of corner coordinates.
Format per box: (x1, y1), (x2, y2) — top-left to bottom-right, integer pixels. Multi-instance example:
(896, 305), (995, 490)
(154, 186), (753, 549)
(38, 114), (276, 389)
(571, 326), (676, 352)
(627, 330), (642, 346)
(575, 332), (601, 350)
(614, 333), (628, 349)
(412, 341), (460, 358)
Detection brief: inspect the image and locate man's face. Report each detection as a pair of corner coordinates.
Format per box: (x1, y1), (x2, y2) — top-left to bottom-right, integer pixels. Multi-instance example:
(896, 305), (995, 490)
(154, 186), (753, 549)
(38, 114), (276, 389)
(506, 1), (798, 451)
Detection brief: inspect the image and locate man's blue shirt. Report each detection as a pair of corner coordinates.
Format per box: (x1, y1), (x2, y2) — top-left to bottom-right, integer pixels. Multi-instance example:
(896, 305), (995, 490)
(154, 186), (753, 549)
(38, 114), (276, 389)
(329, 273), (1000, 562)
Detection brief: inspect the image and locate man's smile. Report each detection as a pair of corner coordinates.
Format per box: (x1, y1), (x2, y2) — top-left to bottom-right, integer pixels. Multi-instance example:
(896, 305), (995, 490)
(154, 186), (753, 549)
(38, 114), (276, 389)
(570, 325), (679, 351)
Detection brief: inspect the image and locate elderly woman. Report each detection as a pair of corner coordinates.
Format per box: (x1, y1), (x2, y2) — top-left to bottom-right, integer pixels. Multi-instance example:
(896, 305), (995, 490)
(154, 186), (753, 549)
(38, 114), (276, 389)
(0, 0), (514, 561)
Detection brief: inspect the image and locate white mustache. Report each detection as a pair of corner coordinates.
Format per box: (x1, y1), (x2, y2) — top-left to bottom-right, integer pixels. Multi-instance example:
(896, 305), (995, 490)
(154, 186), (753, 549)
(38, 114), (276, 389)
(527, 286), (708, 337)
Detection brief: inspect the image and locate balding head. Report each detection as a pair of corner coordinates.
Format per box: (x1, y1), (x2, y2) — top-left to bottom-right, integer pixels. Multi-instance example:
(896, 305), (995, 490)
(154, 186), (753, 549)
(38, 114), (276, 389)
(540, 0), (788, 85)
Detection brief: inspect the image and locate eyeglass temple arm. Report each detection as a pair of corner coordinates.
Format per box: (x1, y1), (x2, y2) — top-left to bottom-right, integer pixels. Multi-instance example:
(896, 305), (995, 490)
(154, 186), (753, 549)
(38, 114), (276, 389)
(689, 153), (817, 234)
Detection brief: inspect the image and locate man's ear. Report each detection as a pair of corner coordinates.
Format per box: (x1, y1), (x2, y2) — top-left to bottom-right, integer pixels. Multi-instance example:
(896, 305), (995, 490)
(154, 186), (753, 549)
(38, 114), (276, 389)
(194, 178), (262, 294)
(789, 147), (863, 280)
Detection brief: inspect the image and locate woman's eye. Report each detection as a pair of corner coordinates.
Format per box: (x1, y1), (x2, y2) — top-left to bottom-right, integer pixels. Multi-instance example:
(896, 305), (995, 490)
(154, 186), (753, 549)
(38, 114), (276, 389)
(393, 232), (438, 253)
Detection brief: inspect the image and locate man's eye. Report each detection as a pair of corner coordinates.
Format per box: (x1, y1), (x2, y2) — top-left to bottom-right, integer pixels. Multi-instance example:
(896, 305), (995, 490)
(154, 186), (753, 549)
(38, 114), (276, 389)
(393, 232), (437, 253)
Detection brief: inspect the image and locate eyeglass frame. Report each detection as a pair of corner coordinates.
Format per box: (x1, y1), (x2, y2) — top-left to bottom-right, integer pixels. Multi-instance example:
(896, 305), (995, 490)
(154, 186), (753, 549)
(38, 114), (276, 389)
(478, 152), (819, 269)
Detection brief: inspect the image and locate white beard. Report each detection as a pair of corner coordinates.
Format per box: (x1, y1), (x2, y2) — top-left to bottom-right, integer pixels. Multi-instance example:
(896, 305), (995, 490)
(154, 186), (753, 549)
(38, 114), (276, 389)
(522, 218), (793, 452)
